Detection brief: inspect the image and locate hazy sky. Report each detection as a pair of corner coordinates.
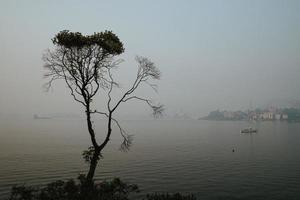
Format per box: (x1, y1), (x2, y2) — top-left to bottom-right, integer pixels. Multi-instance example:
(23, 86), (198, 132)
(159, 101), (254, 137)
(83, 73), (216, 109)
(0, 0), (300, 118)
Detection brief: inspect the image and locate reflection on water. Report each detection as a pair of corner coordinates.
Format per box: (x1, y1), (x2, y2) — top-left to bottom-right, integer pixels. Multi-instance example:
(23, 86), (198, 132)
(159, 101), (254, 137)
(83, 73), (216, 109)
(0, 119), (300, 199)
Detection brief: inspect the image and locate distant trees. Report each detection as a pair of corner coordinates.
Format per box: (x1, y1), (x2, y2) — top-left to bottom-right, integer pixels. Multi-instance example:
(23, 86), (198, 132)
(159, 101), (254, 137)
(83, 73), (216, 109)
(282, 108), (300, 121)
(201, 110), (247, 121)
(43, 30), (163, 183)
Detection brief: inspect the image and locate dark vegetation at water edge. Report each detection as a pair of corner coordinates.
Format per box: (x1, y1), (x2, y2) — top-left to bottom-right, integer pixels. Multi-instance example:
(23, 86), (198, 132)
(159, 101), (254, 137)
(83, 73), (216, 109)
(6, 177), (196, 200)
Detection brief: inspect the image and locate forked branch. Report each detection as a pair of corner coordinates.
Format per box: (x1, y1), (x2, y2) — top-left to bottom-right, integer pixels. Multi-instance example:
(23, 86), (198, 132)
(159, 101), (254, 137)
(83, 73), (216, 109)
(91, 110), (132, 151)
(110, 56), (164, 117)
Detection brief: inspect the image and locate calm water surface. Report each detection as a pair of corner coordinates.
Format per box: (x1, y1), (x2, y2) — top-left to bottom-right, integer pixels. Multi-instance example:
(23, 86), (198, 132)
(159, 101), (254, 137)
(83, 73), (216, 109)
(0, 119), (300, 199)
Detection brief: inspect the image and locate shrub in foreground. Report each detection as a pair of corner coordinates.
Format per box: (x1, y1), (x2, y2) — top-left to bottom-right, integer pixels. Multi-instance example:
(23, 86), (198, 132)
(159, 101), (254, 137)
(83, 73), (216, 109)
(7, 177), (197, 200)
(8, 176), (139, 200)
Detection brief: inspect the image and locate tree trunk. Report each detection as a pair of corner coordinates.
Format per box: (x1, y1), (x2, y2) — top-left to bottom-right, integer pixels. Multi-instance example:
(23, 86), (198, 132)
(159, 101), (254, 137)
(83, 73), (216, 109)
(85, 105), (113, 183)
(85, 104), (98, 148)
(85, 102), (100, 183)
(86, 148), (101, 182)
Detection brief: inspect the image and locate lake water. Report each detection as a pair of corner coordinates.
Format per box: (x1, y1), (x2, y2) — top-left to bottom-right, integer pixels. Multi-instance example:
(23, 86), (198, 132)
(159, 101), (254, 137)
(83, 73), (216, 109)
(0, 118), (300, 199)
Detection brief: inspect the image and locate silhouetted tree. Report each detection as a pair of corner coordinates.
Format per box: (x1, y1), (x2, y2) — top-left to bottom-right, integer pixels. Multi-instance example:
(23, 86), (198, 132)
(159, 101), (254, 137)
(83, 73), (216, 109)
(43, 30), (163, 183)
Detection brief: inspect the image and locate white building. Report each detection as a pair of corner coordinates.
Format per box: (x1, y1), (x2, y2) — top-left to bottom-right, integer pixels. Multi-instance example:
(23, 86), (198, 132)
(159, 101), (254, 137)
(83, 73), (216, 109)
(262, 112), (274, 120)
(282, 114), (288, 120)
(275, 114), (281, 120)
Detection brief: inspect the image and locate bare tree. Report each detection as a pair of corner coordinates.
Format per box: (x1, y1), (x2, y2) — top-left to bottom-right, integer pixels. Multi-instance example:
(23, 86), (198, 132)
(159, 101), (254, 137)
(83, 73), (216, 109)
(43, 30), (163, 183)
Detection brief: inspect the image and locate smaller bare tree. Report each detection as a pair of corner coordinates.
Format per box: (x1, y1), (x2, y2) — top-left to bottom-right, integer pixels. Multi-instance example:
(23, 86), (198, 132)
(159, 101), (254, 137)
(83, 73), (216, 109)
(43, 30), (163, 183)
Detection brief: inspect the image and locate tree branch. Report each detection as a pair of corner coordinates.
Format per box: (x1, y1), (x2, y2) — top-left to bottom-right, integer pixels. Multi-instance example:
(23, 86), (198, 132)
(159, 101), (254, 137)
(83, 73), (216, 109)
(91, 110), (133, 151)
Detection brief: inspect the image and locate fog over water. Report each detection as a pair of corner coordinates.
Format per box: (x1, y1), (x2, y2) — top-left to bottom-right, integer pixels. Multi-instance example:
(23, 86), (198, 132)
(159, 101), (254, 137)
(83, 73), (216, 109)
(1, 0), (300, 119)
(1, 119), (300, 199)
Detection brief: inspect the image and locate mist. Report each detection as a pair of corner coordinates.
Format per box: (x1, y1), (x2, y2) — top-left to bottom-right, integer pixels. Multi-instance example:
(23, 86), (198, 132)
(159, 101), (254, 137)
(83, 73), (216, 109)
(1, 0), (300, 119)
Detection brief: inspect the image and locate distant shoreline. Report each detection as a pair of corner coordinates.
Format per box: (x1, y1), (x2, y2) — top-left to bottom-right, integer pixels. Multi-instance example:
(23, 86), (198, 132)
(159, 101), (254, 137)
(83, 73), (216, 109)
(198, 118), (300, 122)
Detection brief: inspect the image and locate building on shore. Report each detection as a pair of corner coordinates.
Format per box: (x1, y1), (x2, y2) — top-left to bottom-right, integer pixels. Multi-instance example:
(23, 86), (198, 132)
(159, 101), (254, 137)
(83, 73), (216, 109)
(282, 114), (288, 120)
(275, 114), (281, 120)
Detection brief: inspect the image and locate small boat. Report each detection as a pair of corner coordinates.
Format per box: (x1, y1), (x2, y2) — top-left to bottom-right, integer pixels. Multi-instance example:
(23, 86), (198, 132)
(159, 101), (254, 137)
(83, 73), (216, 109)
(241, 127), (257, 133)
